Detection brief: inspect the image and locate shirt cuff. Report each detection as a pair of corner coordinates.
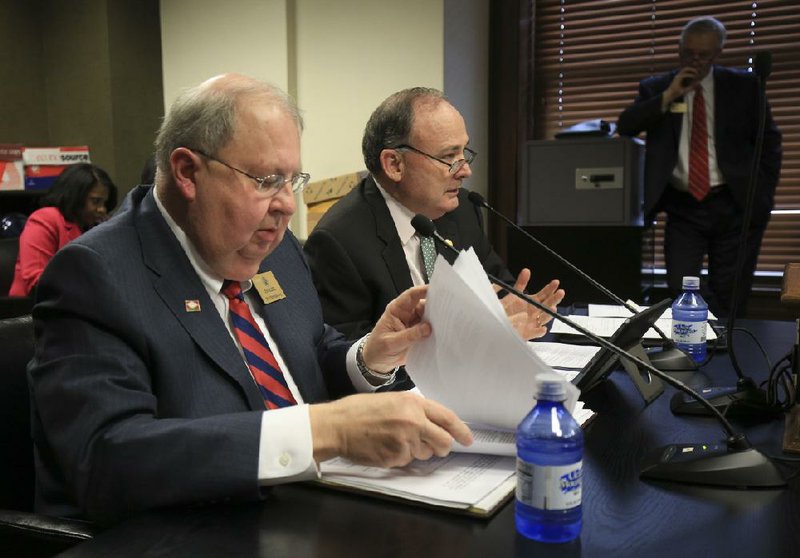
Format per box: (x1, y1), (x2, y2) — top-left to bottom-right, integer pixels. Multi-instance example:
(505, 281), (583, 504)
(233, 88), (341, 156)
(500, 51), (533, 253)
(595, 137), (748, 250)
(346, 335), (394, 392)
(257, 404), (319, 486)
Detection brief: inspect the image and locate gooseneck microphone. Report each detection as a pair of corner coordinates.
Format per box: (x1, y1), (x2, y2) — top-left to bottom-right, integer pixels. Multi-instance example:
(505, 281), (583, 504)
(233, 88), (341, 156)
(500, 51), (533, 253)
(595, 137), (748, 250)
(411, 214), (784, 489)
(466, 190), (696, 373)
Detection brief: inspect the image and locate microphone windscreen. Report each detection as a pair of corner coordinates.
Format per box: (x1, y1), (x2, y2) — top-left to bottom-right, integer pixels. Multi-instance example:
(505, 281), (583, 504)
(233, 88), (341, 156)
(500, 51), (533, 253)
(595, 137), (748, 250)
(754, 51), (772, 79)
(467, 190), (486, 207)
(411, 214), (436, 237)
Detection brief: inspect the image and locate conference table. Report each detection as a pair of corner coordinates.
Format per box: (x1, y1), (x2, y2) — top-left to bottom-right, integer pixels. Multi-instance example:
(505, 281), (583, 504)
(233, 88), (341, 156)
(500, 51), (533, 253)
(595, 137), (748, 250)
(58, 319), (800, 558)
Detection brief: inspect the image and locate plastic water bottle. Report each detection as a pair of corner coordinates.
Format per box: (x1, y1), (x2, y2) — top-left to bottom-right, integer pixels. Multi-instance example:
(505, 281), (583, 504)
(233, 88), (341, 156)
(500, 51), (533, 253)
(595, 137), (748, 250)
(515, 373), (583, 543)
(671, 276), (708, 363)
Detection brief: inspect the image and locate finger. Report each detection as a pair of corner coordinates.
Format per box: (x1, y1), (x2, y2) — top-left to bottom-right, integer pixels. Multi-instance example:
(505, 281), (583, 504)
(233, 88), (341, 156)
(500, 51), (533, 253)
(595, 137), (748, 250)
(387, 285), (428, 323)
(423, 400), (473, 448)
(514, 268), (531, 292)
(413, 443), (435, 462)
(367, 321), (432, 369)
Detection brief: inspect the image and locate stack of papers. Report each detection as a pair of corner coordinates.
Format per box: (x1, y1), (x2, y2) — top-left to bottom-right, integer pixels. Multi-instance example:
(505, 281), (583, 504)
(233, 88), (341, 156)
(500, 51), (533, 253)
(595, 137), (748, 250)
(319, 249), (594, 516)
(552, 302), (717, 341)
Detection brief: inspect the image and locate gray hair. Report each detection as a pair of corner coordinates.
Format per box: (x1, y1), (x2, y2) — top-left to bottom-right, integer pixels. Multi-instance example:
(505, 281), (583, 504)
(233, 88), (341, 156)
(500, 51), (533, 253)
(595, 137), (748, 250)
(362, 87), (447, 175)
(154, 76), (303, 178)
(681, 16), (727, 49)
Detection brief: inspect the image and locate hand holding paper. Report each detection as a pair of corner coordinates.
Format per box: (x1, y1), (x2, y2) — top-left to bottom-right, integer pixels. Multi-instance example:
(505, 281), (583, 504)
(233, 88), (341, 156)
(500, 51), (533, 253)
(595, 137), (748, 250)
(405, 248), (580, 431)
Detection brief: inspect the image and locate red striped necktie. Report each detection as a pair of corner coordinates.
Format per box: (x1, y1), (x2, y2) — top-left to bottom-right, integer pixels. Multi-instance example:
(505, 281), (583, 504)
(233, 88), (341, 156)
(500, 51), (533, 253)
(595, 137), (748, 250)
(688, 87), (711, 201)
(222, 280), (297, 409)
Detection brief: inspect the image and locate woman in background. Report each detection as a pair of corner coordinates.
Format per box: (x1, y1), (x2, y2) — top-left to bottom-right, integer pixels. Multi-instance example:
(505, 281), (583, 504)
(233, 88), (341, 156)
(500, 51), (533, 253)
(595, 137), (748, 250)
(8, 163), (117, 297)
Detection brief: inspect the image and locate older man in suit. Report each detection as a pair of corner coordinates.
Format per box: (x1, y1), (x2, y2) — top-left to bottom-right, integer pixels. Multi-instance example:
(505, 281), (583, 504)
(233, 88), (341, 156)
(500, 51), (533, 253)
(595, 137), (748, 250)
(617, 16), (782, 317)
(27, 74), (472, 522)
(304, 87), (564, 344)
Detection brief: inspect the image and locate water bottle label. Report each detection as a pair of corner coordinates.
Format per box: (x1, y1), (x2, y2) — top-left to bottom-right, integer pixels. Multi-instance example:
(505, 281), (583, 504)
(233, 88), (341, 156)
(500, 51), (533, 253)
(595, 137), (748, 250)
(516, 459), (582, 510)
(671, 320), (707, 344)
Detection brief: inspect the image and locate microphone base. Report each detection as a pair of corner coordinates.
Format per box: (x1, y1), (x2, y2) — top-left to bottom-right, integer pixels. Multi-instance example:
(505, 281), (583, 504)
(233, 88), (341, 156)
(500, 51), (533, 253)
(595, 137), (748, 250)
(670, 385), (782, 419)
(640, 444), (785, 489)
(646, 345), (699, 372)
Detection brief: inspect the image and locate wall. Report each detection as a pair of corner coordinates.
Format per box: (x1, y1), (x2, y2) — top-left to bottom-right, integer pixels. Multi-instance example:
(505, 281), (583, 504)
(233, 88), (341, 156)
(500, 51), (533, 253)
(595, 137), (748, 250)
(160, 0), (447, 237)
(444, 0), (490, 204)
(160, 0), (289, 108)
(0, 0), (49, 146)
(1, 0), (489, 232)
(0, 0), (163, 200)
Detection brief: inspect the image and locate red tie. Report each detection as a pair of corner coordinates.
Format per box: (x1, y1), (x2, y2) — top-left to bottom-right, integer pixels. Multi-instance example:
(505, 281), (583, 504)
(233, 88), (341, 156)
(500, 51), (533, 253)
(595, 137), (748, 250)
(222, 280), (297, 409)
(688, 87), (710, 201)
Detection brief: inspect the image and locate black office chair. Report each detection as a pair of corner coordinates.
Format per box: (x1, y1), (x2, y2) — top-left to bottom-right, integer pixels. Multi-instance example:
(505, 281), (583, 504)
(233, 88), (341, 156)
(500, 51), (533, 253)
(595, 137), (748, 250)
(0, 237), (34, 319)
(0, 315), (97, 557)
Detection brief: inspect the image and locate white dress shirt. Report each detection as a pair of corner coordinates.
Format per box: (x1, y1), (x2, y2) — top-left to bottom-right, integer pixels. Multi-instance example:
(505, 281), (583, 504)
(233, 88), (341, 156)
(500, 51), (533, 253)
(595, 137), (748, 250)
(153, 186), (383, 486)
(672, 71), (724, 191)
(374, 176), (428, 287)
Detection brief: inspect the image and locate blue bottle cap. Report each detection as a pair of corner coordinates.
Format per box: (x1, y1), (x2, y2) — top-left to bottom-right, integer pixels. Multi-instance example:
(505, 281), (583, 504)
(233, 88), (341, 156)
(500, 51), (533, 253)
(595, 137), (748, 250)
(534, 372), (567, 401)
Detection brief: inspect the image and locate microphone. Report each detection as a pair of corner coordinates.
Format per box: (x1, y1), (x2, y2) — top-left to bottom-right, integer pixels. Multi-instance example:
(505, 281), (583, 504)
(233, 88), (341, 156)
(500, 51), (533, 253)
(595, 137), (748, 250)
(466, 190), (696, 373)
(411, 214), (785, 489)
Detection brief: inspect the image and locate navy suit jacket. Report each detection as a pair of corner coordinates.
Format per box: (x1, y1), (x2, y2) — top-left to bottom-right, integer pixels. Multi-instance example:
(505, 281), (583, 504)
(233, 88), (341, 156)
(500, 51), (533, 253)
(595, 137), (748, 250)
(28, 185), (354, 521)
(617, 65), (782, 224)
(304, 177), (514, 340)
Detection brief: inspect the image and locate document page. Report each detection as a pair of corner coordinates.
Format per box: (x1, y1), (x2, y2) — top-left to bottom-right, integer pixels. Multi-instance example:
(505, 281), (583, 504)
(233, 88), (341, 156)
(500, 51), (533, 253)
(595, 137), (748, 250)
(551, 315), (717, 341)
(320, 453), (516, 511)
(405, 249), (580, 431)
(528, 341), (601, 370)
(588, 302), (718, 321)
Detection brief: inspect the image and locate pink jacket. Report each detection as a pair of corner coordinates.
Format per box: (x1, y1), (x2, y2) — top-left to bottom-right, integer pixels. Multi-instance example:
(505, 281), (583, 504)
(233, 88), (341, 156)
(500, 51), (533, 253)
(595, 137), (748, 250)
(8, 206), (82, 297)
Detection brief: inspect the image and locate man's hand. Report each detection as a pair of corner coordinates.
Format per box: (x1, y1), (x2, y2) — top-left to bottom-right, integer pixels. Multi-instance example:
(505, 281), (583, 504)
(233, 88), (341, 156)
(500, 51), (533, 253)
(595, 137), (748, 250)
(499, 268), (565, 340)
(309, 392), (473, 466)
(662, 66), (698, 107)
(361, 285), (430, 372)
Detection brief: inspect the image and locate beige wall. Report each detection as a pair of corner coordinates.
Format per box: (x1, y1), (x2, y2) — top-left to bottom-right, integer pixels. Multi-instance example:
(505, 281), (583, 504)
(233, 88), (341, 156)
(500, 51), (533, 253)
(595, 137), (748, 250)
(160, 0), (290, 108)
(160, 0), (446, 237)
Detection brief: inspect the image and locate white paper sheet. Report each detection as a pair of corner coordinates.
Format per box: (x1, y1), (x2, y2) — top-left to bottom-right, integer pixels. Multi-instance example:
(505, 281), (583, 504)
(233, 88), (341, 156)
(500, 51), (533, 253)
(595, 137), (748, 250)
(405, 248), (580, 431)
(551, 315), (717, 341)
(588, 301), (718, 321)
(528, 341), (602, 369)
(320, 453), (516, 509)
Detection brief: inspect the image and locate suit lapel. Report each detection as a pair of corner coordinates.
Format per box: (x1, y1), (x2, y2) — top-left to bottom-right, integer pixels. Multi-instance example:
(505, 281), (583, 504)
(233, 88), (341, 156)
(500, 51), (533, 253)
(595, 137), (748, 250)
(135, 188), (264, 410)
(363, 178), (414, 294)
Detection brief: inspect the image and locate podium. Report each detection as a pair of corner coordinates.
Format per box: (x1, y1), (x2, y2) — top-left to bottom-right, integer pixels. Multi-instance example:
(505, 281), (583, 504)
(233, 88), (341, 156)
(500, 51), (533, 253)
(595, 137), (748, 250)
(509, 137), (646, 304)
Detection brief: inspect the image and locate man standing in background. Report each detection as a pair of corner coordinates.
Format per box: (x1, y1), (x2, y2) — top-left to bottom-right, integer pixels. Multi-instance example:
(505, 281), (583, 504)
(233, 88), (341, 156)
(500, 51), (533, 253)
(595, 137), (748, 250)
(618, 16), (781, 317)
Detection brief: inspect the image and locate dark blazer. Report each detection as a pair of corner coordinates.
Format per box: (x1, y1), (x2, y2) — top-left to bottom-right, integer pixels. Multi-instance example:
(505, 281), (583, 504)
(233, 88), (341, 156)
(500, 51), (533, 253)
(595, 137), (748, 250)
(617, 65), (782, 224)
(304, 177), (514, 340)
(27, 185), (354, 521)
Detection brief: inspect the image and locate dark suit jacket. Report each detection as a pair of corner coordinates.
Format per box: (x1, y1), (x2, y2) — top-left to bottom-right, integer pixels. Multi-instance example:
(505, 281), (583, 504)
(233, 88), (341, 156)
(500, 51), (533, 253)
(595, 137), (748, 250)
(304, 177), (514, 340)
(27, 185), (354, 521)
(617, 65), (782, 224)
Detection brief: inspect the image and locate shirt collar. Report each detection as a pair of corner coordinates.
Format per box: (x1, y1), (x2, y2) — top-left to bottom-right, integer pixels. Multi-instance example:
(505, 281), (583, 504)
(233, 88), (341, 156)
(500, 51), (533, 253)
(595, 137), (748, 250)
(372, 175), (418, 246)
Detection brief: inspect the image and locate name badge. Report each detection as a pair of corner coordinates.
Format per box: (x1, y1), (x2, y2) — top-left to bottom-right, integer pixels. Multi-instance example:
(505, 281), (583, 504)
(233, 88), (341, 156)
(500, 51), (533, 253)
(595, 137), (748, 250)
(252, 271), (286, 304)
(670, 101), (687, 113)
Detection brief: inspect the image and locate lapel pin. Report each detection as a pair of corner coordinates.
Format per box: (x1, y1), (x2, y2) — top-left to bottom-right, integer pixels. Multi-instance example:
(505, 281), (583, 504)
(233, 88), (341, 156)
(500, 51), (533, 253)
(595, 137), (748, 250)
(444, 238), (454, 247)
(185, 299), (201, 312)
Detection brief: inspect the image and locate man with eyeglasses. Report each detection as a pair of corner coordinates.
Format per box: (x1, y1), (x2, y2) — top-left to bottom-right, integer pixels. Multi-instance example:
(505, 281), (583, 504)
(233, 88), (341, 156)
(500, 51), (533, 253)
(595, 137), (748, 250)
(28, 74), (473, 521)
(304, 87), (564, 359)
(618, 16), (782, 318)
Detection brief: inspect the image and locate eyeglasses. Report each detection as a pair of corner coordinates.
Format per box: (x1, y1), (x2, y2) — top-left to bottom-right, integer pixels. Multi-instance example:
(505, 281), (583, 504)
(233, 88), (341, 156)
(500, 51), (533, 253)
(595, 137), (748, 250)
(188, 148), (310, 197)
(679, 48), (718, 62)
(393, 144), (477, 174)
